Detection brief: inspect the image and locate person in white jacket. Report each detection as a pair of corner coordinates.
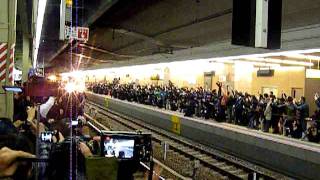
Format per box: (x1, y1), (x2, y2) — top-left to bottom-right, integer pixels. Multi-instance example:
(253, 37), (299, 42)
(39, 97), (56, 119)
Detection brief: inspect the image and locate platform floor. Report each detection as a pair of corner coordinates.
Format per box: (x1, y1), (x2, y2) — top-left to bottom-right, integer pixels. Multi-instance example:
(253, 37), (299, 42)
(93, 92), (320, 152)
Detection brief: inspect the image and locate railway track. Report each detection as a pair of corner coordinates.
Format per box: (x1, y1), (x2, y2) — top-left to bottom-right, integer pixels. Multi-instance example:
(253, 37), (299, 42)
(85, 100), (288, 180)
(85, 105), (190, 180)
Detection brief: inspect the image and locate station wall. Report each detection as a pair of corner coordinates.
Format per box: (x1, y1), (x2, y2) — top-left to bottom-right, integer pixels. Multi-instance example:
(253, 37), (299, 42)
(85, 63), (308, 100)
(251, 67), (306, 97)
(305, 78), (320, 115)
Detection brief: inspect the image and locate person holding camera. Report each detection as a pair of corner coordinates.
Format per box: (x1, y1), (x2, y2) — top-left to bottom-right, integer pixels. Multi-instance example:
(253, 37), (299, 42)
(0, 147), (35, 178)
(0, 117), (35, 179)
(294, 96), (309, 135)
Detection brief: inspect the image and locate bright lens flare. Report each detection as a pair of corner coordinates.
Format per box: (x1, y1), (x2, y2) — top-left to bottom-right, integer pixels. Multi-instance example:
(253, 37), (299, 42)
(61, 71), (86, 93)
(64, 81), (86, 93)
(77, 81), (86, 92)
(65, 82), (76, 93)
(48, 75), (57, 81)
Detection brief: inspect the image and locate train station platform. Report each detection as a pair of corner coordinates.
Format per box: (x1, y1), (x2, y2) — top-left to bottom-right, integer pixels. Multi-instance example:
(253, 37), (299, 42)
(86, 91), (320, 180)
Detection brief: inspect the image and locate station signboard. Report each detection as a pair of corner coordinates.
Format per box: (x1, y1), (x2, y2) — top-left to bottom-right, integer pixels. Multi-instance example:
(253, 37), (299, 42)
(77, 27), (89, 41)
(60, 0), (89, 41)
(65, 26), (89, 41)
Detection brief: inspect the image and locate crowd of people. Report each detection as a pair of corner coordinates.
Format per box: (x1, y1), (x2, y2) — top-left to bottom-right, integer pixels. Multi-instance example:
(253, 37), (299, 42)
(88, 81), (320, 143)
(1, 77), (320, 178)
(0, 78), (92, 179)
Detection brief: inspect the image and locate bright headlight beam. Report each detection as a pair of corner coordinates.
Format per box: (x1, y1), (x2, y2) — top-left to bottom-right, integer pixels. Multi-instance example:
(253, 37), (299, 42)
(65, 82), (76, 93)
(33, 0), (48, 68)
(48, 75), (57, 81)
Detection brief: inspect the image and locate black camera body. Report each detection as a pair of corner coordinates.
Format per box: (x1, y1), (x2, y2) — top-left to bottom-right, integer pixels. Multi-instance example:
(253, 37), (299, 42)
(34, 130), (152, 179)
(44, 136), (87, 179)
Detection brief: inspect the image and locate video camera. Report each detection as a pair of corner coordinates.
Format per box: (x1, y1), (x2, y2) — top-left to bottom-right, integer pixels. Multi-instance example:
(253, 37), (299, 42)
(32, 129), (152, 178)
(100, 131), (152, 162)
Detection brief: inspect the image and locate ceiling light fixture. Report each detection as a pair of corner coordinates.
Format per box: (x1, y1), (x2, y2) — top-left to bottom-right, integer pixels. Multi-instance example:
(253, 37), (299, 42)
(284, 54), (320, 61)
(211, 59), (280, 67)
(33, 0), (48, 68)
(244, 57), (314, 66)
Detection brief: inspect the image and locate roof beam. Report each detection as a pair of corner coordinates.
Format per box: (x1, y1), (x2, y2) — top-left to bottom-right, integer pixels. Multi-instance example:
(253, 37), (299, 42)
(84, 0), (119, 27)
(17, 0), (30, 35)
(114, 28), (167, 47)
(70, 52), (118, 63)
(78, 43), (138, 58)
(114, 8), (232, 52)
(47, 0), (119, 63)
(114, 28), (190, 49)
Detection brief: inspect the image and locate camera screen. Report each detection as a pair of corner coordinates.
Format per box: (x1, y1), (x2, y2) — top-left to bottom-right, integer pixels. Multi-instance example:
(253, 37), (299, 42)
(2, 86), (23, 93)
(104, 137), (135, 159)
(71, 120), (78, 126)
(41, 132), (53, 142)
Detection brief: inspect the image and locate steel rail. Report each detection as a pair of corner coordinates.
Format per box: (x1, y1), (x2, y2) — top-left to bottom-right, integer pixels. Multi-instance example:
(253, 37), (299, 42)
(84, 112), (189, 180)
(85, 101), (286, 180)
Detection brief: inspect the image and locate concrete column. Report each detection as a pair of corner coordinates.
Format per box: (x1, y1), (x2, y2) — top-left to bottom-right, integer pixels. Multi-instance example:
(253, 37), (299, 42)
(0, 0), (16, 118)
(22, 34), (30, 82)
(0, 0), (8, 117)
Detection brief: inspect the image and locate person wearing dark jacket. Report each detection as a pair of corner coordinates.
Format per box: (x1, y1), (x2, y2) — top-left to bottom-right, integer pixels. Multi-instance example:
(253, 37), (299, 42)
(295, 96), (309, 133)
(315, 93), (320, 109)
(234, 94), (244, 125)
(291, 120), (303, 139)
(284, 97), (296, 136)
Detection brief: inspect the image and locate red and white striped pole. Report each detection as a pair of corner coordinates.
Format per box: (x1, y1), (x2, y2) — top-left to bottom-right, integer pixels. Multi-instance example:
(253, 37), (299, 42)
(0, 43), (8, 83)
(0, 42), (15, 84)
(8, 43), (15, 83)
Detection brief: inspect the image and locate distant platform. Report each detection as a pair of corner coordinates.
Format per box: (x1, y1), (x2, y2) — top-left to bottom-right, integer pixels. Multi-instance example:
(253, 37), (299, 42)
(86, 91), (320, 180)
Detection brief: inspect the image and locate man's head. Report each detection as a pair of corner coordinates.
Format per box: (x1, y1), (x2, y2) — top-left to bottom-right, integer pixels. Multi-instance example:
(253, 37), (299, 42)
(14, 93), (22, 100)
(0, 118), (17, 136)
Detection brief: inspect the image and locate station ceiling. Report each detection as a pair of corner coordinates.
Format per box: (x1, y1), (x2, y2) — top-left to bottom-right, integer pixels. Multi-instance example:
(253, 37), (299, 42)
(38, 0), (320, 72)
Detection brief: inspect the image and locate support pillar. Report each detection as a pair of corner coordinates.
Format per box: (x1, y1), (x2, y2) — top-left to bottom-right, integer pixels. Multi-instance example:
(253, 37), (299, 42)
(0, 0), (16, 118)
(22, 34), (30, 82)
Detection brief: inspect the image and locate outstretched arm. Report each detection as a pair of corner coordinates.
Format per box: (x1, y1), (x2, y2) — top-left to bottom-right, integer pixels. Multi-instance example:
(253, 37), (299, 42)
(0, 147), (35, 177)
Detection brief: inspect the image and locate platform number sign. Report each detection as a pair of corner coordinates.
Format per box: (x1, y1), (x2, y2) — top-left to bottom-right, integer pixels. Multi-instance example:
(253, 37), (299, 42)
(171, 115), (181, 134)
(104, 97), (109, 108)
(66, 0), (72, 7)
(77, 27), (89, 41)
(64, 26), (89, 41)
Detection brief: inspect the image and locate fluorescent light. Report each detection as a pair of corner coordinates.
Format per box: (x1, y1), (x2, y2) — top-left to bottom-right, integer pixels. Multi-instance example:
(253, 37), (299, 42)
(284, 54), (320, 61)
(239, 61), (280, 68)
(204, 48), (320, 62)
(306, 69), (320, 78)
(211, 59), (280, 67)
(245, 57), (314, 66)
(257, 48), (320, 57)
(33, 0), (48, 68)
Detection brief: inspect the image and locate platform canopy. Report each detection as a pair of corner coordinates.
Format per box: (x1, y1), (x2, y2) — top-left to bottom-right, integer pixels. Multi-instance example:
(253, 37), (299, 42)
(38, 0), (320, 72)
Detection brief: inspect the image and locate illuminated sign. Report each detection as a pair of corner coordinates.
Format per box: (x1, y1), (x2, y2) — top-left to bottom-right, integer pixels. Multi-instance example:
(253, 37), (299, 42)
(306, 69), (320, 79)
(257, 69), (274, 77)
(66, 0), (72, 7)
(77, 27), (89, 41)
(65, 26), (89, 41)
